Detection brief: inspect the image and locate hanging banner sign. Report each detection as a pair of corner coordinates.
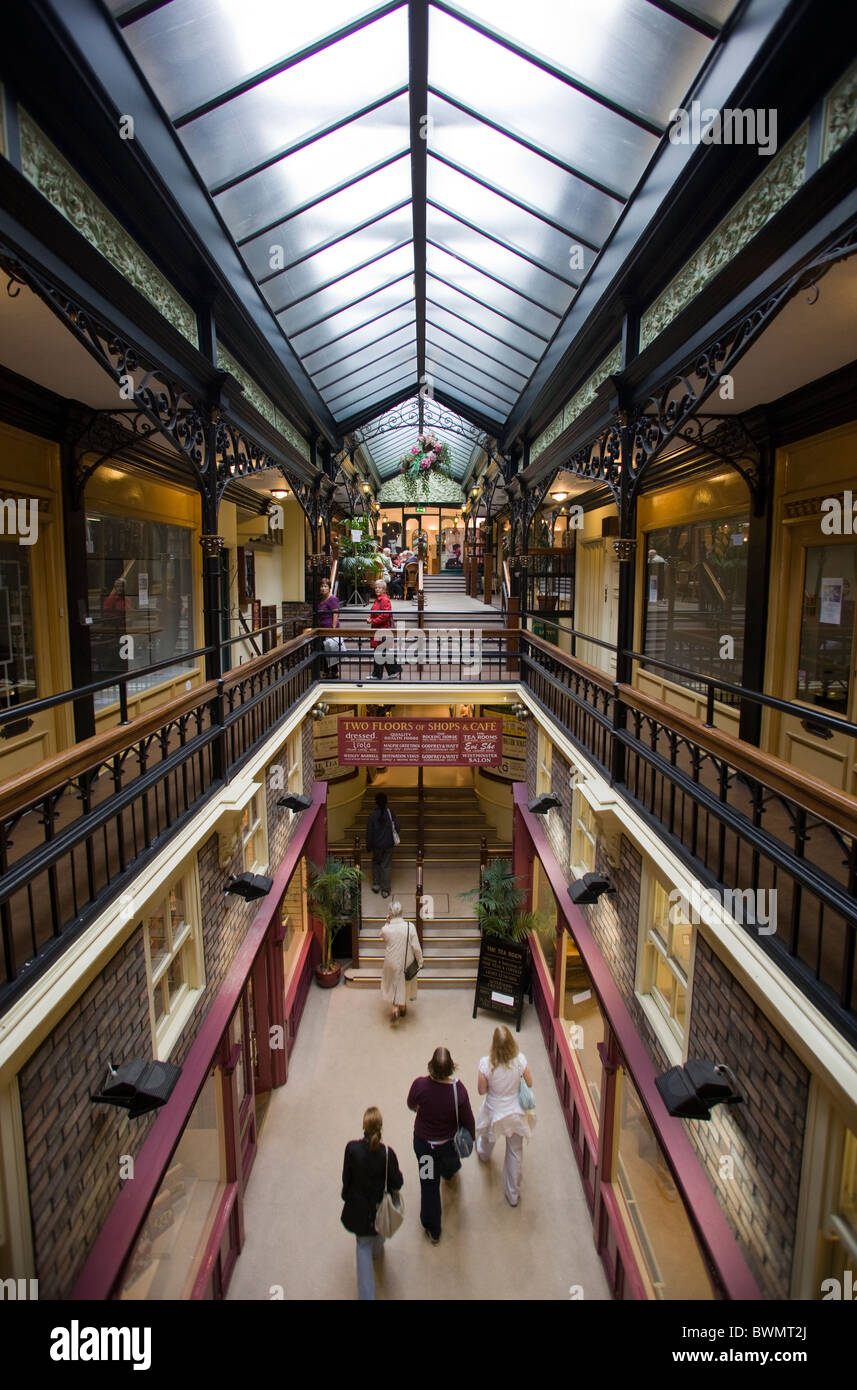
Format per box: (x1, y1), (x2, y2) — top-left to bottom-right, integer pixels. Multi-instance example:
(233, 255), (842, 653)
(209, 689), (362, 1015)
(337, 717), (502, 767)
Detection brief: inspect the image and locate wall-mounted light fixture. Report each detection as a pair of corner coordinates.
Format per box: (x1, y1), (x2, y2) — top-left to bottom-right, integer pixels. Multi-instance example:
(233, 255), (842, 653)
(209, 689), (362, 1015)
(312, 702), (331, 720)
(550, 491), (569, 503)
(91, 1058), (182, 1120)
(655, 1060), (743, 1120)
(361, 483), (371, 494)
(271, 488), (289, 500)
(278, 792), (312, 813)
(510, 702), (530, 721)
(528, 793), (561, 814)
(225, 872), (274, 901)
(568, 873), (616, 905)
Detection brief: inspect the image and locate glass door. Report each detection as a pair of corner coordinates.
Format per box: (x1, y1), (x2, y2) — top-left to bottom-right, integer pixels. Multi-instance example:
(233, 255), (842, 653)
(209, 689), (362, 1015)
(777, 525), (857, 794)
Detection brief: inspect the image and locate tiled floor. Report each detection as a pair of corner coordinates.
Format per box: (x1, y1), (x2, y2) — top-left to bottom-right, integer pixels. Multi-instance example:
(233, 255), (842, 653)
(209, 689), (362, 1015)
(225, 984), (610, 1301)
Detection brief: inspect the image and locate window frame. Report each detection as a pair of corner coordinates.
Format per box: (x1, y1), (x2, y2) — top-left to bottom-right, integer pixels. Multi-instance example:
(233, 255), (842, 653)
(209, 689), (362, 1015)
(536, 726), (552, 796)
(142, 863), (205, 1060)
(635, 875), (694, 1063)
(571, 787), (597, 878)
(241, 786), (269, 874)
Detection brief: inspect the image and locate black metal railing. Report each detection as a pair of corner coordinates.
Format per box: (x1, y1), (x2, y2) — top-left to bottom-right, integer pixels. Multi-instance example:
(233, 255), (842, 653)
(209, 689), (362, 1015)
(1, 617), (856, 1045)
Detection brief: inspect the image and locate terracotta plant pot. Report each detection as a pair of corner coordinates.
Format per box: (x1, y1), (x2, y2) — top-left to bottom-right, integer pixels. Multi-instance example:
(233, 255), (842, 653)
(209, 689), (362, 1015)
(315, 963), (342, 988)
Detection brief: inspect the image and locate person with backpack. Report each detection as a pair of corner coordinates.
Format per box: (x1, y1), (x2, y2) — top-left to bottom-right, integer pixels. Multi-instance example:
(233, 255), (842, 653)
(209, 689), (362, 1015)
(366, 790), (399, 898)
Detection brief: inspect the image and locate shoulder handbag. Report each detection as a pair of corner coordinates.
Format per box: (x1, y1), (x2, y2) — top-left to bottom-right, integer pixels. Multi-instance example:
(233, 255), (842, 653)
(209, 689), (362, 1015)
(518, 1077), (536, 1111)
(374, 1145), (404, 1239)
(451, 1079), (474, 1159)
(387, 808), (400, 846)
(403, 923), (421, 981)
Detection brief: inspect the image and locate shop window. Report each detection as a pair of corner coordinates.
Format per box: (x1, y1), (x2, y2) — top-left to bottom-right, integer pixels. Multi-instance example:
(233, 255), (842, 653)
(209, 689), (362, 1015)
(281, 858), (308, 984)
(286, 730), (303, 800)
(144, 871), (204, 1059)
(796, 543), (856, 715)
(531, 858), (557, 981)
(643, 514), (749, 697)
(637, 880), (692, 1059)
(571, 790), (597, 876)
(558, 921), (604, 1129)
(0, 541), (36, 707)
(119, 1068), (226, 1300)
(614, 1066), (714, 1300)
(536, 727), (552, 795)
(86, 510), (195, 709)
(241, 790), (268, 874)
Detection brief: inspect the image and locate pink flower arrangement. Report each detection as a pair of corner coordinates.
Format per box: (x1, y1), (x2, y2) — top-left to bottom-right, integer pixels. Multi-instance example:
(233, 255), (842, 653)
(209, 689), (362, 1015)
(411, 445), (419, 455)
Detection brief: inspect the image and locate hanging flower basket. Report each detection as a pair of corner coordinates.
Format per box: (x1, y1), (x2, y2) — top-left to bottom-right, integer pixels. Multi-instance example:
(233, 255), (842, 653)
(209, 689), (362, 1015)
(398, 432), (455, 500)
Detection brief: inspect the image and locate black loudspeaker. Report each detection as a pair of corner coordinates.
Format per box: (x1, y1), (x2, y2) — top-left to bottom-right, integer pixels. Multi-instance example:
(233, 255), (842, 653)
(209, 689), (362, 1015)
(655, 1066), (712, 1119)
(684, 1059), (738, 1105)
(225, 872), (274, 901)
(93, 1059), (182, 1119)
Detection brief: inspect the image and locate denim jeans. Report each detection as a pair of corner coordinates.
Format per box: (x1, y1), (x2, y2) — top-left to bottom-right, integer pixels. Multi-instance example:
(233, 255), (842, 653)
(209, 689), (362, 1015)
(355, 1233), (384, 1300)
(413, 1136), (460, 1240)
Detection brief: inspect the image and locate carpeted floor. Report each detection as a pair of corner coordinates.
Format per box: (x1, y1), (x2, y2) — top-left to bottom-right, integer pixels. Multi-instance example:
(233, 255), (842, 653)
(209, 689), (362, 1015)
(226, 984), (610, 1301)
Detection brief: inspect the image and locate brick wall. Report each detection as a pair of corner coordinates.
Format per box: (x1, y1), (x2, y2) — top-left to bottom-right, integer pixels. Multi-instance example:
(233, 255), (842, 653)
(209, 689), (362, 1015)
(19, 729), (312, 1297)
(684, 936), (810, 1298)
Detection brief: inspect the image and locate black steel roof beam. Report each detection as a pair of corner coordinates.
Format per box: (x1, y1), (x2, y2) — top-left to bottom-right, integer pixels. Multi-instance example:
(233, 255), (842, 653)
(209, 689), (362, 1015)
(644, 0), (721, 40)
(425, 297), (539, 362)
(426, 199), (581, 285)
(409, 0), (429, 402)
(428, 149), (607, 246)
(285, 270), (413, 338)
(255, 199), (412, 280)
(209, 87), (409, 197)
(428, 90), (628, 204)
(115, 0), (175, 26)
(425, 236), (565, 316)
(173, 2), (406, 127)
(269, 241), (413, 314)
(431, 0), (664, 136)
(427, 270), (551, 341)
(237, 157), (410, 247)
(336, 385), (422, 434)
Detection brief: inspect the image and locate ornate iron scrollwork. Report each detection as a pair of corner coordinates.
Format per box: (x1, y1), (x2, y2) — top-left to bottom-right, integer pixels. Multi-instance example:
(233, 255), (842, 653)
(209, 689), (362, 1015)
(352, 396), (490, 452)
(566, 424), (624, 502)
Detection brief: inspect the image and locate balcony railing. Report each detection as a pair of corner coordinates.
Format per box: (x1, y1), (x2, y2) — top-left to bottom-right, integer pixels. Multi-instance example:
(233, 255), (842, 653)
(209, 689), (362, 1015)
(0, 621), (855, 1047)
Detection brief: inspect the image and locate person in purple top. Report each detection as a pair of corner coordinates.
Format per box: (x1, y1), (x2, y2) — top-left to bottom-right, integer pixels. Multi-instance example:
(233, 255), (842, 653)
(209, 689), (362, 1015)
(317, 578), (341, 676)
(407, 1046), (476, 1244)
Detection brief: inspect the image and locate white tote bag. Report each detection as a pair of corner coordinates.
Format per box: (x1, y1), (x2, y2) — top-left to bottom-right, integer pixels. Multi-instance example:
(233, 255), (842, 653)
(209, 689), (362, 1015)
(375, 1146), (404, 1238)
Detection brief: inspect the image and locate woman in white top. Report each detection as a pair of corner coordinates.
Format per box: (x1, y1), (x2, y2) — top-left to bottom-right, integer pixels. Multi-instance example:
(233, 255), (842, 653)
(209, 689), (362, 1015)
(380, 901), (423, 1022)
(476, 1025), (534, 1206)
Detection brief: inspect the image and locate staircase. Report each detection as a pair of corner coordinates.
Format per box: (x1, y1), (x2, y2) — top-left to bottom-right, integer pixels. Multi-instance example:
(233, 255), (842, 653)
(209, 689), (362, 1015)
(422, 573), (466, 596)
(344, 784), (508, 990)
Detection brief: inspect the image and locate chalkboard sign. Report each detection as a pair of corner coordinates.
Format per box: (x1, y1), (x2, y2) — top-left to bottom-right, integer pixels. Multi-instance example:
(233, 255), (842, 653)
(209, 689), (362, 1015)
(472, 937), (529, 1032)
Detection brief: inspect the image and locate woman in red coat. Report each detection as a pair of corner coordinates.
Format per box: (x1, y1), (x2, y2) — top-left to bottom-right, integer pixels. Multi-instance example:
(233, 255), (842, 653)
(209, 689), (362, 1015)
(369, 578), (400, 679)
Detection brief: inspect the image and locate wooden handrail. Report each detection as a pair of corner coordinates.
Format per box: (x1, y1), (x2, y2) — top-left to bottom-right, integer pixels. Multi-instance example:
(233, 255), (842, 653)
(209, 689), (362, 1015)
(221, 629), (314, 687)
(619, 684), (857, 839)
(502, 560), (511, 594)
(522, 629), (615, 696)
(329, 557), (339, 595)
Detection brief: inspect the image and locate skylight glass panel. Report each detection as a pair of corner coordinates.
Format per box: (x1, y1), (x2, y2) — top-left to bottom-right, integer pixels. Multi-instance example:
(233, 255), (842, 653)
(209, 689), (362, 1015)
(426, 244), (560, 339)
(444, 0), (712, 129)
(321, 347), (417, 401)
(433, 379), (504, 423)
(427, 94), (621, 248)
(278, 244), (414, 336)
(301, 306), (415, 370)
(333, 376), (416, 420)
(427, 208), (574, 314)
(255, 207), (414, 306)
(118, 0), (388, 121)
(181, 9), (409, 190)
(430, 8), (656, 199)
(325, 358), (417, 409)
(425, 326), (527, 392)
(424, 343), (518, 403)
(429, 367), (514, 414)
(426, 275), (547, 358)
(427, 160), (596, 282)
(238, 155), (412, 271)
(425, 303), (537, 376)
(314, 325), (416, 389)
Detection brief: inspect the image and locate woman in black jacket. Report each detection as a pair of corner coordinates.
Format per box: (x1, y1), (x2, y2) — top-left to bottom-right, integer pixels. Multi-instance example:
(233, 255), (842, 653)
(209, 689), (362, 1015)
(341, 1107), (403, 1300)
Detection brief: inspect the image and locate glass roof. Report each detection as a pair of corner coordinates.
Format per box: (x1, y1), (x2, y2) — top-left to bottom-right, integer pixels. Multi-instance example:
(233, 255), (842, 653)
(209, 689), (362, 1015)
(354, 395), (486, 480)
(109, 0), (740, 439)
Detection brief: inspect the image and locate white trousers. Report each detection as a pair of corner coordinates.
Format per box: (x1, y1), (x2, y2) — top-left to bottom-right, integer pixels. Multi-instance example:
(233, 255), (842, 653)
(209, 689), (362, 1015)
(477, 1130), (525, 1205)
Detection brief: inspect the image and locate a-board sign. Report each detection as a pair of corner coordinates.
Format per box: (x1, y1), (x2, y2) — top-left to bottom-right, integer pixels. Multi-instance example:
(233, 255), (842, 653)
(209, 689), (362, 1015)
(472, 936), (529, 1031)
(338, 717), (502, 767)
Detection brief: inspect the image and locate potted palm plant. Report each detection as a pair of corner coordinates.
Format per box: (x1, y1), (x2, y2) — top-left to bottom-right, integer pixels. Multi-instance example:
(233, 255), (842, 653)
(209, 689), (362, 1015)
(464, 858), (537, 942)
(308, 857), (362, 987)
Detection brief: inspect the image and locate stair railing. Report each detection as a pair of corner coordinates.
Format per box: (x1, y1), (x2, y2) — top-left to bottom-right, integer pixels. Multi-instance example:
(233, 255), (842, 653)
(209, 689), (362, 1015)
(415, 847), (424, 947)
(417, 559), (425, 630)
(351, 831), (361, 966)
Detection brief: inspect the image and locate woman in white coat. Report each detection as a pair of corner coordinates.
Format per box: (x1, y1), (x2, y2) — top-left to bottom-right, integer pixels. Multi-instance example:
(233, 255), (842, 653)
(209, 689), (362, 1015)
(380, 900), (423, 1022)
(476, 1025), (534, 1207)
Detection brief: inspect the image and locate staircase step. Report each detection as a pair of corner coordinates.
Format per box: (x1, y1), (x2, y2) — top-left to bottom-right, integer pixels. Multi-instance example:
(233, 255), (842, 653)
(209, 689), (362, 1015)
(345, 967), (476, 990)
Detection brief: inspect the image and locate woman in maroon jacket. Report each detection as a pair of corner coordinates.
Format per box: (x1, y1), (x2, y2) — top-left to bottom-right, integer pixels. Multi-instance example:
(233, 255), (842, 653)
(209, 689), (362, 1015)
(369, 578), (400, 679)
(407, 1047), (475, 1244)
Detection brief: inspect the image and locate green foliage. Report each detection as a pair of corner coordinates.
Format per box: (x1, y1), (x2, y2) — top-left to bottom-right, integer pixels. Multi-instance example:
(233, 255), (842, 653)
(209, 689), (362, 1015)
(462, 857), (537, 942)
(308, 857), (362, 970)
(336, 521), (383, 590)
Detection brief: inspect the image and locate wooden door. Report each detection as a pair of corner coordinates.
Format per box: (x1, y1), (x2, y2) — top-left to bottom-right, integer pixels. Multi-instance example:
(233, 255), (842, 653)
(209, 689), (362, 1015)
(774, 522), (857, 794)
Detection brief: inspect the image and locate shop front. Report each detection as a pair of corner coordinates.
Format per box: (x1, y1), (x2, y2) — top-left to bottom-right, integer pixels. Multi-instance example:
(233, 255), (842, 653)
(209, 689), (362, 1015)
(512, 784), (759, 1301)
(73, 785), (327, 1301)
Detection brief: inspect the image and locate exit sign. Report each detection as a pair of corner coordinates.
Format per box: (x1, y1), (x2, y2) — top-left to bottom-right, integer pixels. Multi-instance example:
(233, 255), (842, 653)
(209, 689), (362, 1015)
(415, 506), (426, 514)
